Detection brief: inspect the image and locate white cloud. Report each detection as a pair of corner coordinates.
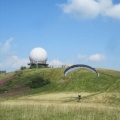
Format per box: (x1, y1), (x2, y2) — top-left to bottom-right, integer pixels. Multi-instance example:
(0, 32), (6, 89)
(60, 0), (120, 20)
(104, 3), (120, 19)
(77, 53), (106, 62)
(0, 37), (14, 55)
(49, 59), (63, 68)
(60, 0), (100, 19)
(0, 38), (29, 72)
(0, 55), (29, 69)
(88, 54), (106, 62)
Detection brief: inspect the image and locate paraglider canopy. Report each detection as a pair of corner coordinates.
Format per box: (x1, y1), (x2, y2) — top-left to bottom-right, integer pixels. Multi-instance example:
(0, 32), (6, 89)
(64, 64), (99, 77)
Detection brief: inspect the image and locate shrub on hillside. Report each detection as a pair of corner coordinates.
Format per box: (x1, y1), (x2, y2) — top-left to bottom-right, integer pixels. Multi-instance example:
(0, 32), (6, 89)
(0, 87), (7, 93)
(20, 66), (27, 70)
(28, 76), (50, 88)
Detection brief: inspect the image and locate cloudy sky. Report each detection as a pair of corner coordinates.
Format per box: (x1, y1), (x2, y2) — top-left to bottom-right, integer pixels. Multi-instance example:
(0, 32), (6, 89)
(0, 0), (120, 72)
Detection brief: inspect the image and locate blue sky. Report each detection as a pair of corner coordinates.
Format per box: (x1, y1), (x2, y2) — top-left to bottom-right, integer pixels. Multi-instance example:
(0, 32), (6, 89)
(0, 0), (120, 72)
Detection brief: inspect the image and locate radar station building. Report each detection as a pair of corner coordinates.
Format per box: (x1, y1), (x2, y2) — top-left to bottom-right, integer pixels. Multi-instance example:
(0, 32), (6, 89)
(28, 47), (48, 68)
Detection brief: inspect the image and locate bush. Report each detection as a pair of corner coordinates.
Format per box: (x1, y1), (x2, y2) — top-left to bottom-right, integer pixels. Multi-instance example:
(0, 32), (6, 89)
(28, 76), (50, 88)
(20, 66), (26, 70)
(14, 70), (23, 77)
(0, 87), (8, 93)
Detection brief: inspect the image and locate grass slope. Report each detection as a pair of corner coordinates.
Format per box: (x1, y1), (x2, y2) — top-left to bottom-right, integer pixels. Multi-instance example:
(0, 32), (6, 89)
(0, 68), (120, 95)
(0, 68), (120, 120)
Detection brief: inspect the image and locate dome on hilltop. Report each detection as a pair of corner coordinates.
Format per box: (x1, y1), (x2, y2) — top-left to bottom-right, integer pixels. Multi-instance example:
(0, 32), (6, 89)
(29, 47), (48, 64)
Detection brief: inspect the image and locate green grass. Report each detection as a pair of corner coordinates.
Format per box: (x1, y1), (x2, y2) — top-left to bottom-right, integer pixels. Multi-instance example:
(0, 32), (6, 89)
(0, 72), (14, 81)
(0, 68), (120, 120)
(0, 68), (120, 94)
(0, 92), (120, 120)
(0, 104), (119, 120)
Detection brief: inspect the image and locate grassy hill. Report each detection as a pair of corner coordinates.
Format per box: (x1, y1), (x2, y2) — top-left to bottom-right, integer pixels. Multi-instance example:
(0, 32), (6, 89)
(0, 68), (120, 96)
(0, 68), (120, 120)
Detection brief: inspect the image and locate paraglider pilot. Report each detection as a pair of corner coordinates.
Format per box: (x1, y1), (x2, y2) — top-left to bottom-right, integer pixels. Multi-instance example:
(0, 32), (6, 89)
(78, 95), (81, 101)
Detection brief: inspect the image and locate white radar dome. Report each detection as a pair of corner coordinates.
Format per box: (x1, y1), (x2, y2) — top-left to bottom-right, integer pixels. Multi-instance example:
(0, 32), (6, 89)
(29, 47), (48, 64)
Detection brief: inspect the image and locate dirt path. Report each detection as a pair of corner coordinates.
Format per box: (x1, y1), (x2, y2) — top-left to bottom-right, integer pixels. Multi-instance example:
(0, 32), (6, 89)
(0, 76), (15, 87)
(0, 76), (30, 97)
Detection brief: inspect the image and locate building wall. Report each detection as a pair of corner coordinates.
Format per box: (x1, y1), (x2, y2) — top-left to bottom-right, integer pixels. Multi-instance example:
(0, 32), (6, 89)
(0, 71), (6, 74)
(29, 64), (48, 69)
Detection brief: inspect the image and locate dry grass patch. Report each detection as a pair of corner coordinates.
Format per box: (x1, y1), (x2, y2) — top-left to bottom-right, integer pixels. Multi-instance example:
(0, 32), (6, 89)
(0, 92), (120, 120)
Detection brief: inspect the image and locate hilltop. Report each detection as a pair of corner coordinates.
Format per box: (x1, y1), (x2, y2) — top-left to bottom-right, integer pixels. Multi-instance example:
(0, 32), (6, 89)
(0, 68), (120, 97)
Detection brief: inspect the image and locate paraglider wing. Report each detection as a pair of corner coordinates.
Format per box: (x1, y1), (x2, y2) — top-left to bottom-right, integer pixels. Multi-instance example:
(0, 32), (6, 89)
(64, 64), (99, 77)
